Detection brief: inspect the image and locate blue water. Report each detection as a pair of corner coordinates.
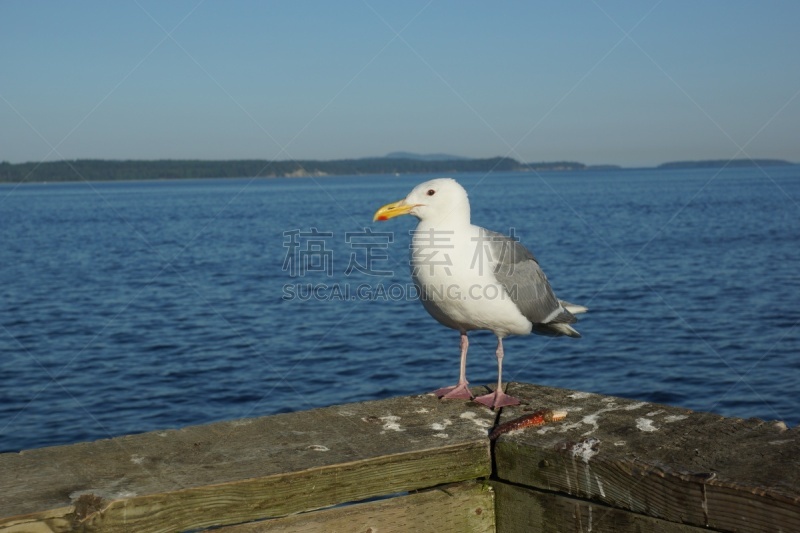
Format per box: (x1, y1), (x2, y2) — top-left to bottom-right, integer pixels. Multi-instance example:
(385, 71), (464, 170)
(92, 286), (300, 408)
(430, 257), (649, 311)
(1, 167), (799, 452)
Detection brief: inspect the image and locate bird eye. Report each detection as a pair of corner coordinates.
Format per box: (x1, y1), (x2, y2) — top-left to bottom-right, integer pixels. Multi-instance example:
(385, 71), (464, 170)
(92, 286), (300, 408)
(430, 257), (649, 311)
(426, 189), (436, 196)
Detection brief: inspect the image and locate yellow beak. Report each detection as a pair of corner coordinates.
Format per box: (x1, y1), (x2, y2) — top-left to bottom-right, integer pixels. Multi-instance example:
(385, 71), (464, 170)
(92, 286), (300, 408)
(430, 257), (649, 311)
(373, 200), (415, 222)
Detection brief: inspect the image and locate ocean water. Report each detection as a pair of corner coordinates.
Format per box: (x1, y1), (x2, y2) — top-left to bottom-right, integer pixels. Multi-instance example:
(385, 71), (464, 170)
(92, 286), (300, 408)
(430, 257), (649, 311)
(1, 167), (798, 452)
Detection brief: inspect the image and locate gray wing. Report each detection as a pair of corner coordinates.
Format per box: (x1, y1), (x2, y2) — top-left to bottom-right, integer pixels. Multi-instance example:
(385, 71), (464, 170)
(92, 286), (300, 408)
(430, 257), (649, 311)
(483, 229), (579, 335)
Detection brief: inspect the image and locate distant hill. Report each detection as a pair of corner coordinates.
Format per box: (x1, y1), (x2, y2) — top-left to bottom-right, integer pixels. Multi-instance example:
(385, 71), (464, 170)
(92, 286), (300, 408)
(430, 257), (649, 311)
(657, 159), (794, 170)
(382, 151), (470, 161)
(586, 164), (623, 171)
(0, 157), (521, 183)
(8, 156), (790, 184)
(522, 161), (588, 171)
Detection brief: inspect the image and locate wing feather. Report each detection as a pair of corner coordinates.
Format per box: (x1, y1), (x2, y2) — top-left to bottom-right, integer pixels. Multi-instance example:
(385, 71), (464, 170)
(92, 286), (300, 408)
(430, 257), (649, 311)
(483, 229), (581, 337)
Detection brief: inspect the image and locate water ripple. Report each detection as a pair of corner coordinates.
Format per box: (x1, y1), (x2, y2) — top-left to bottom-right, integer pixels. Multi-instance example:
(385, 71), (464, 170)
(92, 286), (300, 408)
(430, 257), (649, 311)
(1, 168), (799, 451)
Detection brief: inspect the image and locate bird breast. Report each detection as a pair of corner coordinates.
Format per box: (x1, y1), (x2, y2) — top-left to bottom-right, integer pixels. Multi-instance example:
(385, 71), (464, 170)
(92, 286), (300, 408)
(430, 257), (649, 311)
(409, 223), (533, 336)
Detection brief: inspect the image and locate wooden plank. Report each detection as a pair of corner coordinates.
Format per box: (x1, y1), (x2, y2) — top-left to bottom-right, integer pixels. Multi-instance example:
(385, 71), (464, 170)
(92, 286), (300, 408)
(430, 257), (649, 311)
(493, 482), (715, 533)
(493, 383), (800, 533)
(213, 481), (495, 533)
(0, 393), (494, 532)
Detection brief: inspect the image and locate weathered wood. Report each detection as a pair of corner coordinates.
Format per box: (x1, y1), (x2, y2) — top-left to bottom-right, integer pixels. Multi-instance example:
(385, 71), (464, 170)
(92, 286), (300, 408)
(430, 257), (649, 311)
(4, 383), (798, 532)
(0, 394), (494, 532)
(493, 482), (715, 533)
(493, 383), (800, 533)
(213, 481), (495, 533)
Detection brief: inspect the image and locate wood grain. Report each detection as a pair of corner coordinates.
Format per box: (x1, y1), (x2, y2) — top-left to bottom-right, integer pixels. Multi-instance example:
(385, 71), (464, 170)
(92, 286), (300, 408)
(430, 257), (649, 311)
(493, 482), (713, 533)
(4, 382), (798, 532)
(493, 383), (800, 533)
(1, 393), (494, 532)
(215, 481), (494, 533)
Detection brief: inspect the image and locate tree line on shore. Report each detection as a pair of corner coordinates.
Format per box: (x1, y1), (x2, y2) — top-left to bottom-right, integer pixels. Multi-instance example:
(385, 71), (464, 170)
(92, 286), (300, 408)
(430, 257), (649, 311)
(1, 157), (791, 184)
(0, 157), (589, 183)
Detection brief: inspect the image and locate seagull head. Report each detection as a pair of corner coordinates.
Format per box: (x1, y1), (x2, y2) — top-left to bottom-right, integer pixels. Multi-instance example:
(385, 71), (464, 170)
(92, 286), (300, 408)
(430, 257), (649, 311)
(373, 178), (471, 226)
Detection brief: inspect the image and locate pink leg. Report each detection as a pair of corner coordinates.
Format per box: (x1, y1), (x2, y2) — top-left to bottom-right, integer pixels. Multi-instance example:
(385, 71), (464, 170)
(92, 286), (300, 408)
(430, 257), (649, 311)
(475, 337), (520, 409)
(433, 332), (473, 400)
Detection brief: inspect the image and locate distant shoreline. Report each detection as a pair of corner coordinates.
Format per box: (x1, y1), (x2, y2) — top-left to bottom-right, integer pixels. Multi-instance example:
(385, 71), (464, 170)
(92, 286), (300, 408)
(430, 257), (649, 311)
(655, 159), (794, 170)
(0, 157), (795, 184)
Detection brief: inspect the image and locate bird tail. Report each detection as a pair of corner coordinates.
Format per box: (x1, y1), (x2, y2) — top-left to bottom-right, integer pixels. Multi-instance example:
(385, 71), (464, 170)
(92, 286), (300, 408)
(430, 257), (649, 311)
(531, 322), (582, 338)
(559, 300), (588, 315)
(530, 300), (587, 338)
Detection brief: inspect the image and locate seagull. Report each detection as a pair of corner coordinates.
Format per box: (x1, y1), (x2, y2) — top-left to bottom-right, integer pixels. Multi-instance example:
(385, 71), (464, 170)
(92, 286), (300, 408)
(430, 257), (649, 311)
(373, 178), (586, 409)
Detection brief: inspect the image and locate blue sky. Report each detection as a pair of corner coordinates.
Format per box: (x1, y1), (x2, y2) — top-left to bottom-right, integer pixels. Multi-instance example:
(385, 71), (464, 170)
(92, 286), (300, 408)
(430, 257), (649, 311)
(2, 1), (799, 167)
